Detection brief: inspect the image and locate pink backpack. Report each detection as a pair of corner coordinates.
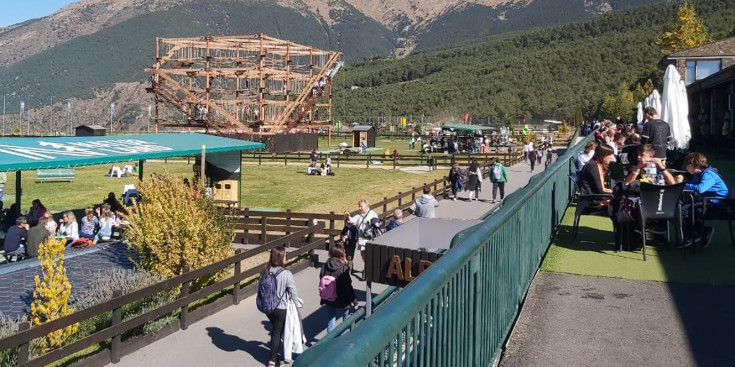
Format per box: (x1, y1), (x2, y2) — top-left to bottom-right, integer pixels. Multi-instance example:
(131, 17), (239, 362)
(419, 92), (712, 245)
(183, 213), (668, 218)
(319, 275), (338, 302)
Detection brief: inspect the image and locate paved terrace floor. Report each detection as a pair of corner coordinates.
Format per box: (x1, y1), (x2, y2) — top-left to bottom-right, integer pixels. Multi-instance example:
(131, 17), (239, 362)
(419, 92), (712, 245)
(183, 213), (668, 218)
(110, 154), (553, 367)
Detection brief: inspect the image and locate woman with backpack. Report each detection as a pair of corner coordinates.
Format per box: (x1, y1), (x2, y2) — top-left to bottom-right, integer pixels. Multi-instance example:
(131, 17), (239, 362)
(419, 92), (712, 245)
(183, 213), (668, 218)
(319, 244), (358, 333)
(259, 247), (299, 367)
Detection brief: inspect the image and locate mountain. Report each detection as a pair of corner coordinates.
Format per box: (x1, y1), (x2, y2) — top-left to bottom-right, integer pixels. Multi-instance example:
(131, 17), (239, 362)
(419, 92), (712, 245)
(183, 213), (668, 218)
(0, 0), (689, 130)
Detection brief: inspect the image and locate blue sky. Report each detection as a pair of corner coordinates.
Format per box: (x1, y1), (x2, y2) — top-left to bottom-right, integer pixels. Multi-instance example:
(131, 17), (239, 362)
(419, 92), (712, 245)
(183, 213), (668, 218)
(0, 0), (79, 27)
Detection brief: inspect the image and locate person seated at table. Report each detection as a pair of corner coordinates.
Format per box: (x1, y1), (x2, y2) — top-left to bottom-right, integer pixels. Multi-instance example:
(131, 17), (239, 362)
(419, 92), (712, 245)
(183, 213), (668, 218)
(103, 192), (128, 216)
(4, 217), (29, 260)
(624, 144), (677, 186)
(43, 212), (58, 235)
(2, 203), (19, 232)
(576, 141), (598, 172)
(578, 144), (615, 208)
(58, 211), (79, 248)
(79, 207), (99, 240)
(108, 165), (123, 178)
(26, 216), (51, 258)
(94, 204), (118, 244)
(675, 152), (729, 247)
(26, 199), (47, 225)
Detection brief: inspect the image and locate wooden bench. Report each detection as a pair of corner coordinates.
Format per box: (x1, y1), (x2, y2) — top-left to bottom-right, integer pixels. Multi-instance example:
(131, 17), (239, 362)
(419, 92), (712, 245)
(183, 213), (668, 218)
(37, 168), (75, 183)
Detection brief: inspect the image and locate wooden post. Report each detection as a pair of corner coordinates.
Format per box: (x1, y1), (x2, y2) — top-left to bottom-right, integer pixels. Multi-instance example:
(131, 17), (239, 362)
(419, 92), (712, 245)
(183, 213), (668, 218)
(433, 180), (438, 193)
(18, 321), (30, 364)
(366, 154), (370, 169)
(180, 266), (190, 330)
(284, 156), (288, 166)
(110, 290), (123, 363)
(398, 192), (402, 208)
(412, 187), (416, 201)
(258, 155), (262, 166)
(233, 249), (242, 305)
(443, 177), (448, 199)
(243, 208), (250, 244)
(285, 209), (292, 236)
(329, 211), (336, 247)
(383, 197), (388, 214)
(260, 217), (268, 244)
(337, 156), (340, 168)
(393, 155), (397, 169)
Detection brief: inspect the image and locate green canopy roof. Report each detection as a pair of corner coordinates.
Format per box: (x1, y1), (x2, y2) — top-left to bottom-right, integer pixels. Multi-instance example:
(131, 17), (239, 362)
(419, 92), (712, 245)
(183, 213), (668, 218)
(0, 133), (264, 172)
(441, 124), (495, 132)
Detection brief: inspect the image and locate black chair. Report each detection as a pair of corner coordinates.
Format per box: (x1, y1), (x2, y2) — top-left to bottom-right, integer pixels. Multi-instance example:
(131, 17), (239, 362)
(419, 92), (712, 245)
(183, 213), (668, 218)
(638, 182), (686, 261)
(699, 178), (735, 249)
(568, 174), (615, 245)
(609, 162), (627, 185)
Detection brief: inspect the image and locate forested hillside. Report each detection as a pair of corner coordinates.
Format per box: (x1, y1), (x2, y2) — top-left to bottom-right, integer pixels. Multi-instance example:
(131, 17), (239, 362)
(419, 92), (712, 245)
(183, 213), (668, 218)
(333, 0), (735, 121)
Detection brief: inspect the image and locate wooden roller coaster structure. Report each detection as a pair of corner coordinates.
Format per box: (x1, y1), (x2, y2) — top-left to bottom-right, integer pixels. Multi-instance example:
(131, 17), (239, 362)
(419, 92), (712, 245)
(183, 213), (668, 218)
(145, 34), (342, 134)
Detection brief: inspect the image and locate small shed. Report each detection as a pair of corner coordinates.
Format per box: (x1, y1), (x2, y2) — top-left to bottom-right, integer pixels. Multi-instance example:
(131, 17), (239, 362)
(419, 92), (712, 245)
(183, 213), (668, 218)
(76, 125), (107, 136)
(352, 125), (376, 148)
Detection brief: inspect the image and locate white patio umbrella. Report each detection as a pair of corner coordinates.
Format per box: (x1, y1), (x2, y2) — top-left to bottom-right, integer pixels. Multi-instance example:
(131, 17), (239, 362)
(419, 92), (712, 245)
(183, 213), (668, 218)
(677, 79), (691, 149)
(660, 65), (690, 150)
(636, 102), (644, 123)
(651, 89), (662, 117)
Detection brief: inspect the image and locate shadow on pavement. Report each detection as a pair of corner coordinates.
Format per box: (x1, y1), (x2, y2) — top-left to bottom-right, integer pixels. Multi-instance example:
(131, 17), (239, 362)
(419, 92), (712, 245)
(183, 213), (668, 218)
(206, 327), (270, 363)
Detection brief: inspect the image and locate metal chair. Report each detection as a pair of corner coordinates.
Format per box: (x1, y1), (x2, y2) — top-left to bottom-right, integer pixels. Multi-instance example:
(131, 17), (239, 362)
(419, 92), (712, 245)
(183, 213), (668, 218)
(699, 178), (735, 249)
(568, 174), (615, 245)
(638, 182), (686, 261)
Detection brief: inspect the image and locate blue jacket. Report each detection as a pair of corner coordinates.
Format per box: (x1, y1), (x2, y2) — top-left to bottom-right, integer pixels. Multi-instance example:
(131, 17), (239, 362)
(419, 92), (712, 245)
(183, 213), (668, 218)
(685, 167), (729, 199)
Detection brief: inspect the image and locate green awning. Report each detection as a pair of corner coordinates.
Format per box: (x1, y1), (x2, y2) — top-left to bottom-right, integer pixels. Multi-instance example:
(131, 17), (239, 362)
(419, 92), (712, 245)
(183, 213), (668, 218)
(0, 133), (264, 171)
(441, 124), (495, 133)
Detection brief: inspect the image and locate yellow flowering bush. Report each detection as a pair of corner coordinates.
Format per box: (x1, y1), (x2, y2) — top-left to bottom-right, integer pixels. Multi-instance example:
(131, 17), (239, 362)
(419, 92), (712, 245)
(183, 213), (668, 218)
(125, 170), (234, 290)
(30, 237), (78, 350)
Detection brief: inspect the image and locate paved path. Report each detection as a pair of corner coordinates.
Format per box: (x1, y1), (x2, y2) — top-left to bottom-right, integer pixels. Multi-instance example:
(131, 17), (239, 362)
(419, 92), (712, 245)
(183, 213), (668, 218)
(111, 153), (556, 366)
(500, 272), (735, 367)
(0, 243), (133, 318)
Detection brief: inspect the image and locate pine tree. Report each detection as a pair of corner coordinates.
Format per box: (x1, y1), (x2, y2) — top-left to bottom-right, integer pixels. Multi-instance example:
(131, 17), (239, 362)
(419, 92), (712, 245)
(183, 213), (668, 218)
(658, 2), (710, 54)
(31, 237), (78, 350)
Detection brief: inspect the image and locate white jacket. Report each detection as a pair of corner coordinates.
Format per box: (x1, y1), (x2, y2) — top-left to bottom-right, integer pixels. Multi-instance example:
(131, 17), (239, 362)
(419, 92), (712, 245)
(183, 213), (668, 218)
(283, 297), (306, 361)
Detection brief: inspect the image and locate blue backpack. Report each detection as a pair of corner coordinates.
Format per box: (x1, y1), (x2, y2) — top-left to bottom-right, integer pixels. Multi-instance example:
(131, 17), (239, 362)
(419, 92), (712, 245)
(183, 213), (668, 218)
(256, 268), (285, 314)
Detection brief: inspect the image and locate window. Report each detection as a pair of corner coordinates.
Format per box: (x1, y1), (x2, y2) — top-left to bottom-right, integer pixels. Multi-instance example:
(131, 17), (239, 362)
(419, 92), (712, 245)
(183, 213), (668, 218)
(685, 59), (722, 84)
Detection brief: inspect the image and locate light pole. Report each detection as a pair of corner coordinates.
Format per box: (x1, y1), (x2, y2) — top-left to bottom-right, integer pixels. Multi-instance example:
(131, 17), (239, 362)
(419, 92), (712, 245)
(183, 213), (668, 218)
(110, 103), (115, 133)
(67, 102), (72, 135)
(20, 101), (24, 135)
(2, 94), (6, 136)
(50, 96), (54, 135)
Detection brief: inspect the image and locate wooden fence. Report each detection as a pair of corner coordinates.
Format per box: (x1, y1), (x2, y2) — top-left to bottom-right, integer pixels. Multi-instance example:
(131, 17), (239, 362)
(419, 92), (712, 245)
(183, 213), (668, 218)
(0, 225), (325, 367)
(241, 150), (524, 170)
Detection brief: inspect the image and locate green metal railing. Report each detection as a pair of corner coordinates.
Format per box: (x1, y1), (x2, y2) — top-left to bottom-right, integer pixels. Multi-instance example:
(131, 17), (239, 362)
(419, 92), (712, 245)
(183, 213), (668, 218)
(295, 130), (593, 367)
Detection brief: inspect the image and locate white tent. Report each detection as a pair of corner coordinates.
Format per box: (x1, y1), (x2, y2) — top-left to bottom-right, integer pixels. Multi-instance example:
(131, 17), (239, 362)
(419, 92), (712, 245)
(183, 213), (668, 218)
(660, 65), (690, 150)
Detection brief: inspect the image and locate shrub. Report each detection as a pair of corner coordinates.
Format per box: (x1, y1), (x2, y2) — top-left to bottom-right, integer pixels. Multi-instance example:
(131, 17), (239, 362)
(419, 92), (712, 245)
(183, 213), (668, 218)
(30, 237), (79, 351)
(125, 170), (234, 290)
(0, 315), (23, 366)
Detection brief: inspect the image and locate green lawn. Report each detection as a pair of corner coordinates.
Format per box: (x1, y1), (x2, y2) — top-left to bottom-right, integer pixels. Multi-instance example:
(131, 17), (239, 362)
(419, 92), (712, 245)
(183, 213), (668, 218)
(318, 135), (423, 154)
(1, 161), (445, 214)
(543, 207), (735, 285)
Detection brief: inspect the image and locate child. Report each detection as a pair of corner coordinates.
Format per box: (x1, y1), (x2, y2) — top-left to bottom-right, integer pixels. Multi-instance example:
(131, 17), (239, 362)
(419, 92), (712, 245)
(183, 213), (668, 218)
(319, 244), (358, 333)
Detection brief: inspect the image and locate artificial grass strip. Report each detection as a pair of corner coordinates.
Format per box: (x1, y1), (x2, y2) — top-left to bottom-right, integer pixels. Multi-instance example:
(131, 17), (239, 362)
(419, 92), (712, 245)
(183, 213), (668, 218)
(542, 207), (735, 285)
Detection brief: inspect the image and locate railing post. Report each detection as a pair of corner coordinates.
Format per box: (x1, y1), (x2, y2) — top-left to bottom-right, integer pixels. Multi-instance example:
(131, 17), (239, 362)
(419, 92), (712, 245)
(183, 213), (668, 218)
(285, 209), (292, 236)
(18, 321), (30, 365)
(243, 208), (250, 244)
(180, 266), (191, 330)
(337, 156), (340, 168)
(367, 154), (370, 169)
(393, 156), (397, 169)
(110, 290), (123, 363)
(398, 192), (402, 208)
(412, 187), (416, 202)
(284, 156), (288, 166)
(260, 216), (268, 244)
(443, 177), (448, 199)
(433, 180), (437, 193)
(233, 249), (242, 305)
(383, 197), (388, 214)
(258, 155), (262, 166)
(329, 211), (336, 248)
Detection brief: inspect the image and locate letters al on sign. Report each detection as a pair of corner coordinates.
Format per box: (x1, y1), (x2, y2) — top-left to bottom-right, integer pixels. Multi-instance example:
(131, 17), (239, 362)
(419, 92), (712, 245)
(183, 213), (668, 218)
(0, 140), (173, 161)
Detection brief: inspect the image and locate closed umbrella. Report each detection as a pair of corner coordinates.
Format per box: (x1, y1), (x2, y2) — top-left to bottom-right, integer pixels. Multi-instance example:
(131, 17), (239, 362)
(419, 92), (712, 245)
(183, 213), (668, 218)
(651, 90), (662, 117)
(636, 102), (645, 131)
(661, 65), (690, 150)
(677, 79), (691, 149)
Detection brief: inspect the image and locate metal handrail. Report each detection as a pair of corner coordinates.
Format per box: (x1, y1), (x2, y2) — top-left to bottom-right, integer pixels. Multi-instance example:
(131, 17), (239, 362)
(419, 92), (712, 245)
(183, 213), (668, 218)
(294, 131), (594, 366)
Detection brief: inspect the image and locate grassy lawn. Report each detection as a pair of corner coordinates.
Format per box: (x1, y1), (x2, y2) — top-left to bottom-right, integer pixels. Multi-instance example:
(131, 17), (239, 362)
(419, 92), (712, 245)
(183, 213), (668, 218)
(543, 207), (735, 285)
(318, 135), (424, 154)
(242, 165), (445, 213)
(1, 161), (445, 214)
